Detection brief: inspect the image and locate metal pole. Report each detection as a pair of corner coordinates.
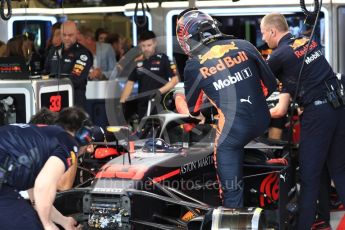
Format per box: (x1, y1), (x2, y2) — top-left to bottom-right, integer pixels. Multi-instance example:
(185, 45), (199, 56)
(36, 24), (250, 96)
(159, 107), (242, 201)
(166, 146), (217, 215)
(188, 0), (196, 8)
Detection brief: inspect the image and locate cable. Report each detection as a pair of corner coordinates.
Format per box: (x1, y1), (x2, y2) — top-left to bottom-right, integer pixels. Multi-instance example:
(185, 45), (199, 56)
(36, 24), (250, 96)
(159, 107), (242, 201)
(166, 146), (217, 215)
(287, 0), (322, 150)
(162, 88), (176, 112)
(0, 0), (11, 21)
(134, 0), (149, 28)
(300, 0), (320, 25)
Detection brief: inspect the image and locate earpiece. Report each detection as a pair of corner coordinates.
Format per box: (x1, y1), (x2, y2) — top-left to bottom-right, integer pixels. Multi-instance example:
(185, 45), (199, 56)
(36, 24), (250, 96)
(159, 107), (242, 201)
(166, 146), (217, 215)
(74, 119), (93, 146)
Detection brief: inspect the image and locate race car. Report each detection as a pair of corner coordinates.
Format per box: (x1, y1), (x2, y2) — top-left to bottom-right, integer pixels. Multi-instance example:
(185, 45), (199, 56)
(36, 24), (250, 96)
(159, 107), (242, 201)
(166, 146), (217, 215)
(54, 112), (297, 230)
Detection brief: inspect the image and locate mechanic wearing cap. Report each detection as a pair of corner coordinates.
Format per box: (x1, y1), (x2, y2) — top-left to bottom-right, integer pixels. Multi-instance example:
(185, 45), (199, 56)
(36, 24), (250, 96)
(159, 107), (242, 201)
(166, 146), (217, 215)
(120, 30), (179, 121)
(44, 21), (93, 109)
(176, 9), (277, 208)
(0, 107), (93, 230)
(260, 13), (345, 229)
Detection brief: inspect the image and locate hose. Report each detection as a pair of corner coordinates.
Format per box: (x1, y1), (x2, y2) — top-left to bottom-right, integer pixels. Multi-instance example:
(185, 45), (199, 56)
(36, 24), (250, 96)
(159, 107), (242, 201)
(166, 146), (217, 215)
(287, 0), (322, 149)
(300, 0), (320, 25)
(134, 0), (149, 28)
(0, 0), (12, 21)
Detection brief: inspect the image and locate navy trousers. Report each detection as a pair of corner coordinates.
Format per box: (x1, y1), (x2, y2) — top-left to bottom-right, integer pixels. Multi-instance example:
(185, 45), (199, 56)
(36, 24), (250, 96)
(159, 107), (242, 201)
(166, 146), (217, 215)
(215, 110), (270, 208)
(0, 185), (43, 230)
(297, 103), (345, 229)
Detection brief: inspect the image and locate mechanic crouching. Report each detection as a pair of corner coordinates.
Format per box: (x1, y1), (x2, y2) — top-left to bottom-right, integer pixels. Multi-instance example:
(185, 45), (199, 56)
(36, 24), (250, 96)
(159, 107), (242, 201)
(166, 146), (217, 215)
(0, 107), (93, 230)
(176, 9), (277, 208)
(260, 13), (345, 229)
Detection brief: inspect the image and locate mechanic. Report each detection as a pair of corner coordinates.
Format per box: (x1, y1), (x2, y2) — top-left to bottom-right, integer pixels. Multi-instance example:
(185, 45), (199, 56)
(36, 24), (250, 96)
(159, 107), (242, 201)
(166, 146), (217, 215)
(120, 30), (179, 121)
(44, 21), (93, 109)
(261, 13), (345, 229)
(0, 107), (93, 230)
(176, 9), (277, 208)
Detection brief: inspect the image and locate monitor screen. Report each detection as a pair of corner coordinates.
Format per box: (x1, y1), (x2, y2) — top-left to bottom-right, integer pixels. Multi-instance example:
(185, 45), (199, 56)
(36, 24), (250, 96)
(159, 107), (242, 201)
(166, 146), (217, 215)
(0, 57), (30, 79)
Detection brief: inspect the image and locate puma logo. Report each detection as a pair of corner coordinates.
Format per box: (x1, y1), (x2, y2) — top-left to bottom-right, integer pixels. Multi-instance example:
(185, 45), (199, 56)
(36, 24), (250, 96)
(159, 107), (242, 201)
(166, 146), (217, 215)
(240, 96), (252, 104)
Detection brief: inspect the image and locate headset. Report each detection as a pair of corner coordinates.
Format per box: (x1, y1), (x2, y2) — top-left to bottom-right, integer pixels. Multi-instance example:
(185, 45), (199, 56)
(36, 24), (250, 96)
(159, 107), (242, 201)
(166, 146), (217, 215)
(74, 118), (93, 146)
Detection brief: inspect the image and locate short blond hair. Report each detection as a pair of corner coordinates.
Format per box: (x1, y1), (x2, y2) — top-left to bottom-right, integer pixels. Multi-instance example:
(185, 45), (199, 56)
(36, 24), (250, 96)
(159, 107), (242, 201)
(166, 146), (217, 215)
(261, 13), (289, 32)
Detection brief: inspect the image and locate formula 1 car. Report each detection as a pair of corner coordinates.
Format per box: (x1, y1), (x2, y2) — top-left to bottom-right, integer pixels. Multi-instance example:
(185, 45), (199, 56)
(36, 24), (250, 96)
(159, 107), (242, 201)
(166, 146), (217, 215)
(54, 112), (297, 230)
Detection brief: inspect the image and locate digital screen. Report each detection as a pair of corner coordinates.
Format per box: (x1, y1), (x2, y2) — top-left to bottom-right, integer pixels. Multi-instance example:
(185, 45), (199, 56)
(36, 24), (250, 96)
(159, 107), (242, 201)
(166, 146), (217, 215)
(40, 91), (70, 112)
(12, 20), (53, 52)
(0, 94), (27, 125)
(0, 57), (30, 79)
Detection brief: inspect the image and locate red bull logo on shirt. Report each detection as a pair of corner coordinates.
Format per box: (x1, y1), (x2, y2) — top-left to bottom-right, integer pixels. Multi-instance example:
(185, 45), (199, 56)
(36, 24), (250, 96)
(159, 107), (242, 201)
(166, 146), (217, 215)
(198, 42), (238, 64)
(199, 51), (249, 78)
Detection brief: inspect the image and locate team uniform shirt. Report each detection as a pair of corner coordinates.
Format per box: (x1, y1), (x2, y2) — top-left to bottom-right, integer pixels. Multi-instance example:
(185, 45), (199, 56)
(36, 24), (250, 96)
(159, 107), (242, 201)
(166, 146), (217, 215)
(129, 53), (174, 99)
(128, 53), (175, 118)
(184, 38), (277, 119)
(267, 33), (335, 106)
(44, 43), (93, 107)
(0, 124), (78, 190)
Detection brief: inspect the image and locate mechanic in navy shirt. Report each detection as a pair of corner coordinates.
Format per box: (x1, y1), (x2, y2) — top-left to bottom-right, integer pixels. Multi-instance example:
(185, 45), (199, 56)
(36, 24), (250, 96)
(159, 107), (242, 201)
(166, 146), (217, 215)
(0, 107), (93, 230)
(44, 21), (93, 109)
(120, 30), (179, 120)
(261, 13), (345, 229)
(176, 9), (277, 208)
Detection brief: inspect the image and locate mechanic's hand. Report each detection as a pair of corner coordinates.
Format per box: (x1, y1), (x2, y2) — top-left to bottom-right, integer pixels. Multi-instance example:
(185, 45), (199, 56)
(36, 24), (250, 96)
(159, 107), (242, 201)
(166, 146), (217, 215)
(190, 113), (205, 125)
(89, 68), (103, 80)
(61, 216), (79, 230)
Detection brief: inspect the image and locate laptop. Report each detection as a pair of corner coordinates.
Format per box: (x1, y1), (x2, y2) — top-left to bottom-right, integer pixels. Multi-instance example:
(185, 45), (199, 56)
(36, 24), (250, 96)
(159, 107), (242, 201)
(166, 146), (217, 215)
(0, 56), (30, 80)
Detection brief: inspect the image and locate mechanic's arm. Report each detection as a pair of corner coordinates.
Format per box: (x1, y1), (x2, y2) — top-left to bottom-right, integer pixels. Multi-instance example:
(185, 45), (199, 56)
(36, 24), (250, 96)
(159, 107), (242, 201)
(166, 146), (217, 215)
(28, 188), (78, 230)
(184, 60), (205, 123)
(34, 156), (65, 229)
(57, 158), (77, 191)
(120, 80), (134, 103)
(159, 76), (179, 94)
(270, 93), (291, 118)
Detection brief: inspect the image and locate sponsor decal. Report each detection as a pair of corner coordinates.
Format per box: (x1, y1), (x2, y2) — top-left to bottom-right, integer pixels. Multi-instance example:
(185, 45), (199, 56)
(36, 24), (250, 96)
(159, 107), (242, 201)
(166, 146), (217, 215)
(213, 67), (252, 91)
(259, 173), (279, 207)
(67, 151), (77, 166)
(64, 59), (72, 63)
(199, 51), (248, 78)
(305, 50), (322, 64)
(80, 54), (88, 61)
(293, 40), (318, 58)
(240, 96), (252, 104)
(150, 67), (160, 71)
(180, 155), (214, 174)
(198, 42), (238, 64)
(289, 37), (309, 50)
(137, 61), (143, 68)
(76, 60), (86, 66)
(72, 63), (85, 76)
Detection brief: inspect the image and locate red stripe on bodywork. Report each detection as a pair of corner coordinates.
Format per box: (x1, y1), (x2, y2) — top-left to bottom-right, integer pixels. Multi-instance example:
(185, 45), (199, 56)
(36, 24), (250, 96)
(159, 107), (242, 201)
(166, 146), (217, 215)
(337, 214), (345, 230)
(152, 169), (181, 183)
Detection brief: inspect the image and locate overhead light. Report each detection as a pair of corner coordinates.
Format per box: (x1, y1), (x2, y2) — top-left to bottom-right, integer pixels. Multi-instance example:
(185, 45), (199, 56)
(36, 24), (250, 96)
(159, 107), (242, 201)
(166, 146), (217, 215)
(124, 2), (159, 10)
(11, 6), (125, 15)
